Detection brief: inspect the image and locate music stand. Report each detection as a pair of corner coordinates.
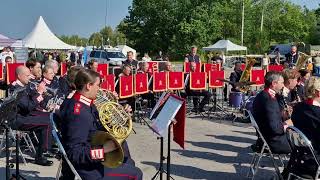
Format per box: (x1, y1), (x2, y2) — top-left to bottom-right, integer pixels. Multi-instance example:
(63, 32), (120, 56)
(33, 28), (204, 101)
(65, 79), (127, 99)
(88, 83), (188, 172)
(149, 94), (184, 180)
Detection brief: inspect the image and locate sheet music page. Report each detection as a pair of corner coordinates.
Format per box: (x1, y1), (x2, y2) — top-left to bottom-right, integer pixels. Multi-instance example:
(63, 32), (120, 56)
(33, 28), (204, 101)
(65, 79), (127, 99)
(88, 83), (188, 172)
(151, 96), (183, 137)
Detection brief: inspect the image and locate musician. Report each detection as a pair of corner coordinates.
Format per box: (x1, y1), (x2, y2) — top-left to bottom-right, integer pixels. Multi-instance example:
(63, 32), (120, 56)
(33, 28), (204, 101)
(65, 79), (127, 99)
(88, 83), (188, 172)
(137, 62), (156, 108)
(88, 59), (98, 72)
(252, 71), (291, 154)
(163, 61), (173, 72)
(44, 60), (60, 90)
(123, 51), (138, 72)
(285, 45), (299, 68)
(296, 69), (311, 100)
(229, 62), (243, 92)
(116, 65), (136, 113)
(280, 69), (300, 104)
(9, 66), (53, 166)
(26, 58), (42, 81)
(183, 62), (212, 112)
(282, 76), (320, 178)
(184, 46), (201, 63)
(60, 69), (142, 180)
(38, 66), (58, 110)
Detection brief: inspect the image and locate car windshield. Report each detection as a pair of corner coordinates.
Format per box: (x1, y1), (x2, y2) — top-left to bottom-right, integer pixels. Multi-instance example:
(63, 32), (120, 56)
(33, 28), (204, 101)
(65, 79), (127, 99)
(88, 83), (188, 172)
(107, 51), (125, 58)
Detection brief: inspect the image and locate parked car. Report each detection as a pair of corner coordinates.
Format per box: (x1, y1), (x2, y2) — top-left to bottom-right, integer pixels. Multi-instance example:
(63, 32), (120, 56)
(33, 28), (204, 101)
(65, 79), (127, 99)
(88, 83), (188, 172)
(89, 49), (126, 66)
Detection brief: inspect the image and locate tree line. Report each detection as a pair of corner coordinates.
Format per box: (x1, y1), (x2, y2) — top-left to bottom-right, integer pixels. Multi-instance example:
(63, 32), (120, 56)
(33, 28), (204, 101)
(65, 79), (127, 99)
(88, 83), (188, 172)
(60, 0), (320, 60)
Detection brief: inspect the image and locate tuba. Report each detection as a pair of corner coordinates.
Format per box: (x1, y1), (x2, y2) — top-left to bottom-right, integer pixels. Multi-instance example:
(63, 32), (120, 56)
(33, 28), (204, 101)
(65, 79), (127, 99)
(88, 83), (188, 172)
(239, 57), (256, 92)
(295, 52), (311, 70)
(92, 89), (132, 168)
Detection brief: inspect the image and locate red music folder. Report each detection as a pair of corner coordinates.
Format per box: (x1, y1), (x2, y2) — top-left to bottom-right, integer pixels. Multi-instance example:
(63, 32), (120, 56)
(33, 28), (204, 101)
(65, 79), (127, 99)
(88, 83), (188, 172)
(250, 69), (265, 86)
(190, 72), (207, 90)
(153, 72), (167, 92)
(119, 75), (134, 98)
(97, 64), (109, 77)
(209, 70), (225, 88)
(135, 73), (149, 95)
(184, 62), (201, 73)
(100, 74), (115, 92)
(7, 63), (24, 84)
(168, 72), (184, 90)
(204, 63), (220, 73)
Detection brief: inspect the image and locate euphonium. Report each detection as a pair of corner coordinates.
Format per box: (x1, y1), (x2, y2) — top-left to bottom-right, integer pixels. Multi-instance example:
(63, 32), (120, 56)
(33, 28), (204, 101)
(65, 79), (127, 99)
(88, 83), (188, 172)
(239, 57), (256, 92)
(92, 90), (132, 168)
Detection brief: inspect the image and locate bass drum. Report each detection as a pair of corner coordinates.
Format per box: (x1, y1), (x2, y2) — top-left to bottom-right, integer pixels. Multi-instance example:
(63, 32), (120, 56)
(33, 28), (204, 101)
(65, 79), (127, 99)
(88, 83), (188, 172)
(229, 92), (244, 108)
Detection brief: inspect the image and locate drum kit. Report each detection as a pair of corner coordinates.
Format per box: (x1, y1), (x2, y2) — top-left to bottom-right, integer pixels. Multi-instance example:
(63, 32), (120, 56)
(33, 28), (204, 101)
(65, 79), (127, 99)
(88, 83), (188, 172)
(217, 78), (260, 121)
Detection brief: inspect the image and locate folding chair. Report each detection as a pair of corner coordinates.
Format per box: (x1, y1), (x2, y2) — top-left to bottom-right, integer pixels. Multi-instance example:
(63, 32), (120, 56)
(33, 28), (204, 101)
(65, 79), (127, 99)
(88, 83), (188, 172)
(246, 111), (284, 180)
(52, 130), (82, 180)
(286, 126), (320, 180)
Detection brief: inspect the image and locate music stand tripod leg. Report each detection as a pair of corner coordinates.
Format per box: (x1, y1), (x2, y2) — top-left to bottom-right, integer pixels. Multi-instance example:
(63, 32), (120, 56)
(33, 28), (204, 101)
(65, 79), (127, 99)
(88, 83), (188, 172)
(151, 137), (164, 180)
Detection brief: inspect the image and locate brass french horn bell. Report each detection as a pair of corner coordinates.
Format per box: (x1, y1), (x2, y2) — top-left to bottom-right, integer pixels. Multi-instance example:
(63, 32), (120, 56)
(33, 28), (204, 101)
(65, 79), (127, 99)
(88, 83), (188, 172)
(91, 131), (124, 168)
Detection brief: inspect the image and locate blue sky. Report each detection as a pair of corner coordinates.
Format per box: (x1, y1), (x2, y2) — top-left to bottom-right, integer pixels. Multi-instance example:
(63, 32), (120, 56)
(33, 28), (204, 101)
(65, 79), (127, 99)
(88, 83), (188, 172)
(0, 0), (318, 39)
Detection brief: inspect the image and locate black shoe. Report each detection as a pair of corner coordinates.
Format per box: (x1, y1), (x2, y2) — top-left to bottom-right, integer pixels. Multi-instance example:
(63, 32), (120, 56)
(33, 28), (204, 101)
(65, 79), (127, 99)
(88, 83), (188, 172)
(198, 108), (206, 113)
(35, 157), (53, 166)
(43, 152), (55, 158)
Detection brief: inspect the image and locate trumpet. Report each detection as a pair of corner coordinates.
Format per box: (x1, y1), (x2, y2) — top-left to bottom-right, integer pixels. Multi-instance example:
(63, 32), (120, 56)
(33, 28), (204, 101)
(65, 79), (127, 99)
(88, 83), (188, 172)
(29, 81), (58, 96)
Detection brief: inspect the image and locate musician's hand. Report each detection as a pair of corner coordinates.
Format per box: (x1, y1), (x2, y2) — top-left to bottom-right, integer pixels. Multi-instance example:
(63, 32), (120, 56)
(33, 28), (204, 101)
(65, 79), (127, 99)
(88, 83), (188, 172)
(103, 140), (118, 153)
(37, 82), (47, 94)
(112, 91), (119, 100)
(124, 104), (132, 113)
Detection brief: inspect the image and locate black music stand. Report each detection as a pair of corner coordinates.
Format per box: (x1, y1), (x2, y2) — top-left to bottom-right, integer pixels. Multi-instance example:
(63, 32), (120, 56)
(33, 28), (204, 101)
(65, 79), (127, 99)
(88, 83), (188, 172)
(0, 87), (26, 180)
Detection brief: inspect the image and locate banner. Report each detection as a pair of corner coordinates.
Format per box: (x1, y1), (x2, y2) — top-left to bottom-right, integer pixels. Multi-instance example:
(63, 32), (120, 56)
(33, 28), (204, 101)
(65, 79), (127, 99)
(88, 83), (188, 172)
(100, 74), (115, 92)
(209, 70), (225, 88)
(250, 69), (265, 86)
(119, 75), (134, 98)
(135, 73), (149, 95)
(204, 63), (220, 73)
(7, 63), (24, 84)
(153, 72), (167, 92)
(190, 72), (207, 90)
(60, 62), (67, 76)
(267, 65), (284, 72)
(168, 72), (184, 90)
(97, 64), (109, 77)
(0, 63), (3, 81)
(184, 62), (201, 73)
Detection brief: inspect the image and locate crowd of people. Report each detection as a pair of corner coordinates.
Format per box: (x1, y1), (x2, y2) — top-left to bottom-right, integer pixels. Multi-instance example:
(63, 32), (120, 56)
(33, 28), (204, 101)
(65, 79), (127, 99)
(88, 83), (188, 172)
(0, 43), (320, 179)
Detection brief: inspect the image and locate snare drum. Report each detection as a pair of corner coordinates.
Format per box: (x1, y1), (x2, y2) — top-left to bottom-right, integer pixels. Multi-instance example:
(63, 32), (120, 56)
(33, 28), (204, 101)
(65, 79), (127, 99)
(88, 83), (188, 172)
(229, 92), (243, 108)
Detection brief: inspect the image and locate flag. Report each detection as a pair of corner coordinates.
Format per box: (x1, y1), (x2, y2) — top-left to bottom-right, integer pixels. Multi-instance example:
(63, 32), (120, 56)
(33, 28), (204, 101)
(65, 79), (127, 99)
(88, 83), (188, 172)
(135, 73), (149, 95)
(190, 72), (207, 90)
(168, 72), (184, 90)
(204, 63), (220, 73)
(7, 63), (24, 84)
(0, 63), (3, 81)
(100, 74), (115, 92)
(251, 69), (265, 86)
(267, 65), (284, 72)
(60, 62), (67, 76)
(184, 62), (201, 73)
(209, 70), (225, 88)
(172, 94), (186, 149)
(97, 64), (109, 77)
(119, 75), (134, 98)
(153, 72), (167, 92)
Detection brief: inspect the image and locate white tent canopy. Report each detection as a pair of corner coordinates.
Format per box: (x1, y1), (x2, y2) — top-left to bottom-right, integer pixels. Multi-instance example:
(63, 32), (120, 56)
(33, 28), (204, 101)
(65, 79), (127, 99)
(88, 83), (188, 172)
(202, 40), (247, 52)
(23, 16), (75, 49)
(115, 45), (137, 59)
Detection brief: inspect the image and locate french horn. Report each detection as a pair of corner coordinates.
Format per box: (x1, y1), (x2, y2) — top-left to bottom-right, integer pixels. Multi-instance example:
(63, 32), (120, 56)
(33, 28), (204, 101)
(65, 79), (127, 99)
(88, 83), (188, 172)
(92, 89), (132, 168)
